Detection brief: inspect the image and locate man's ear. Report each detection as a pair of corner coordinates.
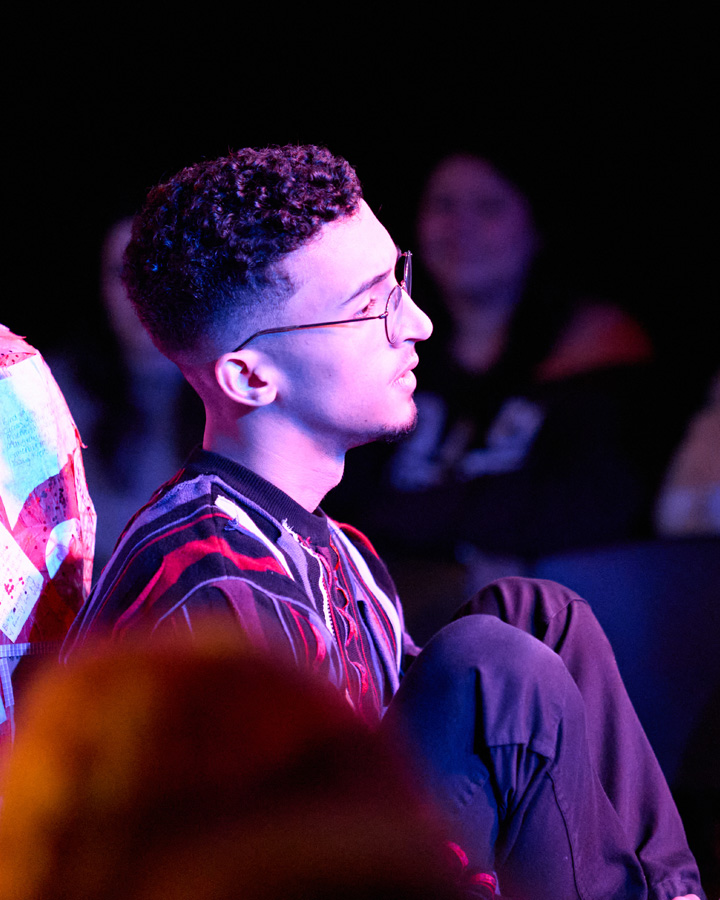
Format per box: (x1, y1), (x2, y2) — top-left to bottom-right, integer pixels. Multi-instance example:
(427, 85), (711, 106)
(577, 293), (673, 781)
(214, 351), (278, 407)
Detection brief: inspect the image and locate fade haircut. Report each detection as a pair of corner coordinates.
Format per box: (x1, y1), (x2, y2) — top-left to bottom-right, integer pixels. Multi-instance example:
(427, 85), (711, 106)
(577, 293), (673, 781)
(123, 145), (363, 359)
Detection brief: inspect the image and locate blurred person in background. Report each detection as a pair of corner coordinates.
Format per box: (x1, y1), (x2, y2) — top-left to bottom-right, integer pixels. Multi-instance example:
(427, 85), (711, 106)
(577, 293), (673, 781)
(0, 325), (95, 768)
(654, 367), (720, 536)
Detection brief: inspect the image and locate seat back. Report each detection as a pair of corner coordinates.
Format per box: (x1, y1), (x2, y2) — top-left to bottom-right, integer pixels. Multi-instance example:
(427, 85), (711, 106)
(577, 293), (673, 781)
(532, 537), (720, 784)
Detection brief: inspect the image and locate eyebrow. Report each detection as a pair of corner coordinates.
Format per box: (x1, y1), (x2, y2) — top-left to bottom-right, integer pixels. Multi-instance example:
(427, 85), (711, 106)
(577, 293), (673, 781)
(339, 246), (401, 307)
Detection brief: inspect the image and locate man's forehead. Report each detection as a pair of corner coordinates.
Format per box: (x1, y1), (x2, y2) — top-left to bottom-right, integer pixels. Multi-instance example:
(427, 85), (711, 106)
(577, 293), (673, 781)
(308, 200), (392, 256)
(281, 201), (396, 298)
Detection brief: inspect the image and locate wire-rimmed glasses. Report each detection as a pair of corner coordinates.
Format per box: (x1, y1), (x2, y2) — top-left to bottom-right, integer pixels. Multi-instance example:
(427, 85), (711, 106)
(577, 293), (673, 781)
(232, 251), (412, 352)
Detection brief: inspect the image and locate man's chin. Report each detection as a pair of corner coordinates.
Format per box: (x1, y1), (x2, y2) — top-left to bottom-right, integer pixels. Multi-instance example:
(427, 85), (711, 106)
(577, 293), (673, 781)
(353, 407), (419, 448)
(381, 415), (418, 444)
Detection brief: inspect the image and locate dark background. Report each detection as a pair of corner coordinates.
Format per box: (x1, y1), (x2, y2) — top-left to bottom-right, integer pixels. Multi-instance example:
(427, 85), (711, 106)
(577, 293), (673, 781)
(5, 13), (718, 892)
(7, 11), (715, 398)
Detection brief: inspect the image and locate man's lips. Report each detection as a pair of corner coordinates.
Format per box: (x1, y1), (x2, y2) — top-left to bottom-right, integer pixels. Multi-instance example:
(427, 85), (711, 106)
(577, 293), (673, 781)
(394, 354), (419, 383)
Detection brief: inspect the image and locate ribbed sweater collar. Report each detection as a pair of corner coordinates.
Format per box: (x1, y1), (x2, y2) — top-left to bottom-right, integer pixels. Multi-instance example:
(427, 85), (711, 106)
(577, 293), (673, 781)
(184, 447), (332, 547)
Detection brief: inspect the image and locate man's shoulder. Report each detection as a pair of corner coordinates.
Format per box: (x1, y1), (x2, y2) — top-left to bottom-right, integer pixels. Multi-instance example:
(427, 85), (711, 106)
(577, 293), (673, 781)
(114, 469), (262, 555)
(65, 471), (293, 643)
(109, 468), (290, 581)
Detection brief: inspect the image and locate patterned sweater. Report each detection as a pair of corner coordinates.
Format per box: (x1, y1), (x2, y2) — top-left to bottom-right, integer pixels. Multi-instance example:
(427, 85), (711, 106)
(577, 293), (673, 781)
(62, 449), (416, 724)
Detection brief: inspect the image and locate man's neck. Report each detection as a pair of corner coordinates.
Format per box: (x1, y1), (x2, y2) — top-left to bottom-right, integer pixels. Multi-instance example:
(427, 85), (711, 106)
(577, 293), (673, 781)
(204, 423), (344, 513)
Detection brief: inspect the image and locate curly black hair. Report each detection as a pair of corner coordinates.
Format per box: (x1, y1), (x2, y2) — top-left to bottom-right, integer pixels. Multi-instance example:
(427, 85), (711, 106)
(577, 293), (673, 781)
(123, 145), (363, 358)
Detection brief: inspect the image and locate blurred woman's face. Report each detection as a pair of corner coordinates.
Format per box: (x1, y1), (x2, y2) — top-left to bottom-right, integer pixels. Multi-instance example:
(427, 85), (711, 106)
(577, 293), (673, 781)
(101, 218), (149, 356)
(101, 218), (171, 367)
(417, 155), (538, 300)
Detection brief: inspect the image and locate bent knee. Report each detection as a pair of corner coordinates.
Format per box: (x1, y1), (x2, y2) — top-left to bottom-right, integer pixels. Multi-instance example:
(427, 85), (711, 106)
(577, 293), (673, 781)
(424, 615), (566, 682)
(420, 616), (581, 754)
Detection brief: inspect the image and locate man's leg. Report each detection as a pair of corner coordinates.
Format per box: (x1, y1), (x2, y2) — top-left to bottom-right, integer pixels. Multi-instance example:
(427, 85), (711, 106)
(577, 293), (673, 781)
(455, 577), (703, 899)
(384, 613), (647, 900)
(384, 578), (705, 899)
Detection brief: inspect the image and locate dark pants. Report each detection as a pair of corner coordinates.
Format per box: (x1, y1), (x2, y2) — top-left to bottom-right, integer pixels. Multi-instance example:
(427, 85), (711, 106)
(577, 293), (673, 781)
(382, 577), (705, 900)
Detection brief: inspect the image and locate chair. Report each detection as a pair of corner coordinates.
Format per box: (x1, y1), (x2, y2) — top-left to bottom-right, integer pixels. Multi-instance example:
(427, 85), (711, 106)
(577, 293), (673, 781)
(531, 536), (720, 785)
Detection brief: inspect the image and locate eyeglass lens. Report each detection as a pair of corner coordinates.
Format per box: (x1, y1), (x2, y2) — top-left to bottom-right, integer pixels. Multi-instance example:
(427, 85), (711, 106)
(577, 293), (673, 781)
(397, 252), (412, 295)
(386, 253), (412, 344)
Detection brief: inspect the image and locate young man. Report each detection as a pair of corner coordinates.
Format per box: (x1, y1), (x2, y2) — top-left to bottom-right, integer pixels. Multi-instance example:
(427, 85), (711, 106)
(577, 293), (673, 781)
(62, 145), (704, 900)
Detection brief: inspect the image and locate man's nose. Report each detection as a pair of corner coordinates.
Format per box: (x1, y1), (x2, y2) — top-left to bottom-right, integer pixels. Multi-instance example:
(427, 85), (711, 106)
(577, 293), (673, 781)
(400, 290), (433, 343)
